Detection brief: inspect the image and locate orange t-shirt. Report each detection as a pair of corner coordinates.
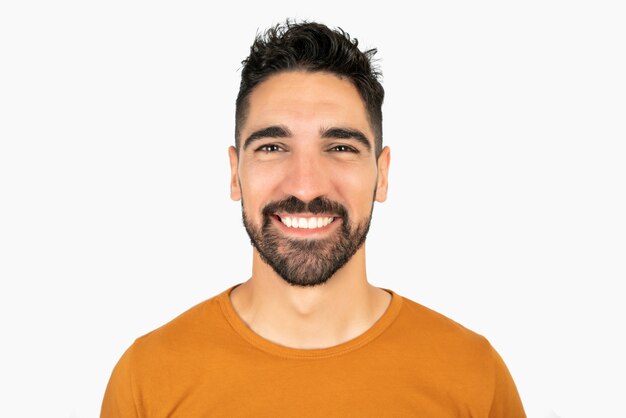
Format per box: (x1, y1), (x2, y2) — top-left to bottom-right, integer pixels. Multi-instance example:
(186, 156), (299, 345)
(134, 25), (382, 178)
(101, 285), (525, 417)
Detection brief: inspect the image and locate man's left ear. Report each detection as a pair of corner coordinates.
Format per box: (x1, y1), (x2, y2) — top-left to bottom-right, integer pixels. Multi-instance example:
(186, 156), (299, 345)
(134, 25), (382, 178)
(375, 146), (390, 203)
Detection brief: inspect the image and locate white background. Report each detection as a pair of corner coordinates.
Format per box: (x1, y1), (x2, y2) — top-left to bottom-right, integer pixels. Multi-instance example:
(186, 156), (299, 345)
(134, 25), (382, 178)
(1, 1), (624, 417)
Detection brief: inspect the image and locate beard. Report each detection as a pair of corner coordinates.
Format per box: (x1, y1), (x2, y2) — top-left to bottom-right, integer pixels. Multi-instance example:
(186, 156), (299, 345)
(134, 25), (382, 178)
(242, 195), (374, 288)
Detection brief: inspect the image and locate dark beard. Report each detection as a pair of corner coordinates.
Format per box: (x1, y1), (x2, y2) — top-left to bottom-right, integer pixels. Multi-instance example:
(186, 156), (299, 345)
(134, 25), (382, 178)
(242, 196), (373, 288)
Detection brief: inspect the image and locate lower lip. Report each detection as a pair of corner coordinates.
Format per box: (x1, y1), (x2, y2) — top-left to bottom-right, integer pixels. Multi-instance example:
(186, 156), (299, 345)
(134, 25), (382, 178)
(270, 215), (341, 238)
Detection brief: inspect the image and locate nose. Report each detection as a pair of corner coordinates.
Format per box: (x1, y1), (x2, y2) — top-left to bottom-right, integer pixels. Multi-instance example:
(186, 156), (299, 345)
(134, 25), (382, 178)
(278, 151), (332, 203)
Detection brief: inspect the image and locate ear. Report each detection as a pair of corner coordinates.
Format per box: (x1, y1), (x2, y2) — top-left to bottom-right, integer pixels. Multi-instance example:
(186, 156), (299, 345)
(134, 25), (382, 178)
(228, 146), (241, 201)
(374, 146), (390, 203)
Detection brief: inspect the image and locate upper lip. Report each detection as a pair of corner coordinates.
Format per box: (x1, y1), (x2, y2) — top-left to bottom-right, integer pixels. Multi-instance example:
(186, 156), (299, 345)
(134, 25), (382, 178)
(275, 213), (339, 218)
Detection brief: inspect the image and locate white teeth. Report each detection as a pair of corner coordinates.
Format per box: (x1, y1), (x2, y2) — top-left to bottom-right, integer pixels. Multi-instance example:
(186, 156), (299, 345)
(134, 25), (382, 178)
(279, 216), (334, 229)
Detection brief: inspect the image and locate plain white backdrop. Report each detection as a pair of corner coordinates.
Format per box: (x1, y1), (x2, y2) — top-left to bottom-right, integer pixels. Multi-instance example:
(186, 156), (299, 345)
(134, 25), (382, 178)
(1, 1), (624, 417)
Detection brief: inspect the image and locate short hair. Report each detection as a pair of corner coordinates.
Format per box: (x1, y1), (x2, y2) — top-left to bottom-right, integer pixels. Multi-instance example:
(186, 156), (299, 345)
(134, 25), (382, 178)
(235, 20), (385, 157)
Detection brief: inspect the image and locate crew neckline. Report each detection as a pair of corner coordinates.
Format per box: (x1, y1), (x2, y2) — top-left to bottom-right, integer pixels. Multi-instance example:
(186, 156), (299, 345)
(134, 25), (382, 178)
(218, 283), (403, 359)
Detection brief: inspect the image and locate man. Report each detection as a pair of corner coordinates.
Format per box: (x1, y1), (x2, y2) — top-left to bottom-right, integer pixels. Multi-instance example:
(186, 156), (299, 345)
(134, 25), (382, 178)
(101, 21), (526, 417)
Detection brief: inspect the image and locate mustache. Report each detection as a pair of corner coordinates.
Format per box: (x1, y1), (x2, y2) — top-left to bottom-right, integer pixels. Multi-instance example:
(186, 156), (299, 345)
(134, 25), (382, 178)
(262, 196), (348, 218)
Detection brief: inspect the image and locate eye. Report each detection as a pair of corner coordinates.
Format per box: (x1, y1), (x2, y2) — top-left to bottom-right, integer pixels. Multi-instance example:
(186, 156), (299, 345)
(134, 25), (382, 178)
(256, 144), (284, 153)
(329, 145), (359, 153)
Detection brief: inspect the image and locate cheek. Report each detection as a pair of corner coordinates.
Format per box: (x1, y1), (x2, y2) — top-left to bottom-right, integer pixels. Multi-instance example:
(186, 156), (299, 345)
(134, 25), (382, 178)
(240, 164), (282, 216)
(334, 166), (377, 216)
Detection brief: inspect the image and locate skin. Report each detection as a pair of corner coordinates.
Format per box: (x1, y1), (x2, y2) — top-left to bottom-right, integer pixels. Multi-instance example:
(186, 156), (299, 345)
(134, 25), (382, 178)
(228, 70), (392, 349)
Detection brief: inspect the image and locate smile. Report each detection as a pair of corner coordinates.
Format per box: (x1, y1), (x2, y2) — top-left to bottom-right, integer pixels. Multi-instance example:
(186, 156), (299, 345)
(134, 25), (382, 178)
(276, 214), (337, 229)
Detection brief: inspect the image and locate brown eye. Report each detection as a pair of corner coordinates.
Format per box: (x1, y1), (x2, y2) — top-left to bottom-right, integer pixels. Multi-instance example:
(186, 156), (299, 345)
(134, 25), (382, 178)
(330, 145), (358, 153)
(257, 144), (283, 153)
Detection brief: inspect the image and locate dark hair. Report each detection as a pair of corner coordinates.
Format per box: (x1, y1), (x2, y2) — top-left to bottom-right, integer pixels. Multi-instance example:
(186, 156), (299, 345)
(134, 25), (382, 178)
(235, 20), (385, 157)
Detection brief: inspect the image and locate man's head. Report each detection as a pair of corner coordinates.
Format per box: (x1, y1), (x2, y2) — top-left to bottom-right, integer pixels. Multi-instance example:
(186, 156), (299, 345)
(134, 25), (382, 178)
(229, 21), (389, 288)
(235, 20), (384, 158)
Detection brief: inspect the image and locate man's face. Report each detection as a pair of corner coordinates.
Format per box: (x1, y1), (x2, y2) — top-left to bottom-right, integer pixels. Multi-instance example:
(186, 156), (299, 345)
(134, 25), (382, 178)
(229, 70), (390, 288)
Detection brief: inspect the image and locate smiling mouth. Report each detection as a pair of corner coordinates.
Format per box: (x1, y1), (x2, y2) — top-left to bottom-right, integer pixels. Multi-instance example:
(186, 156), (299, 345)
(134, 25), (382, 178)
(274, 214), (338, 229)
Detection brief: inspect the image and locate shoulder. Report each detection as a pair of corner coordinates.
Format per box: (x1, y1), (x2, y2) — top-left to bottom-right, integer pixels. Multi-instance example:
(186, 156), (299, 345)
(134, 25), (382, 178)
(101, 288), (235, 416)
(388, 292), (502, 378)
(388, 292), (525, 415)
(128, 287), (234, 361)
(394, 293), (490, 349)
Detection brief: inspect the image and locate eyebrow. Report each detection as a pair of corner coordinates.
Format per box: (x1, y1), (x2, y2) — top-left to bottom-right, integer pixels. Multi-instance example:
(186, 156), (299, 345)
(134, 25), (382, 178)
(243, 125), (372, 152)
(243, 125), (291, 150)
(320, 127), (371, 152)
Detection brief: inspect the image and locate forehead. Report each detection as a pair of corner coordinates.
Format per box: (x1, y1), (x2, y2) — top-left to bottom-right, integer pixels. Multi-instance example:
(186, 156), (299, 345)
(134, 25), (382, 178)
(243, 70), (373, 138)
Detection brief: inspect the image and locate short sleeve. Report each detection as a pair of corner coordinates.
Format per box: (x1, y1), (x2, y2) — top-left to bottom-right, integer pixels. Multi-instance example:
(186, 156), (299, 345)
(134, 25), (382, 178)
(488, 345), (526, 418)
(100, 343), (140, 418)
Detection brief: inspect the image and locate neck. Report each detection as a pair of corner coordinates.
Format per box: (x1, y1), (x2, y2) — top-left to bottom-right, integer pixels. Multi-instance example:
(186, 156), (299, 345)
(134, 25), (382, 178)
(229, 244), (392, 349)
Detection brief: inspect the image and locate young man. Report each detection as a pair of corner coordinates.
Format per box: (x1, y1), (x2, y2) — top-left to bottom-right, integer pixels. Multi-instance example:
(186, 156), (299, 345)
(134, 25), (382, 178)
(101, 21), (526, 417)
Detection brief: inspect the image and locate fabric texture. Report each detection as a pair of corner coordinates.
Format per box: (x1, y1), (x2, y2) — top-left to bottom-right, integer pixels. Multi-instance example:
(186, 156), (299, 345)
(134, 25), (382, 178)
(101, 284), (526, 417)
